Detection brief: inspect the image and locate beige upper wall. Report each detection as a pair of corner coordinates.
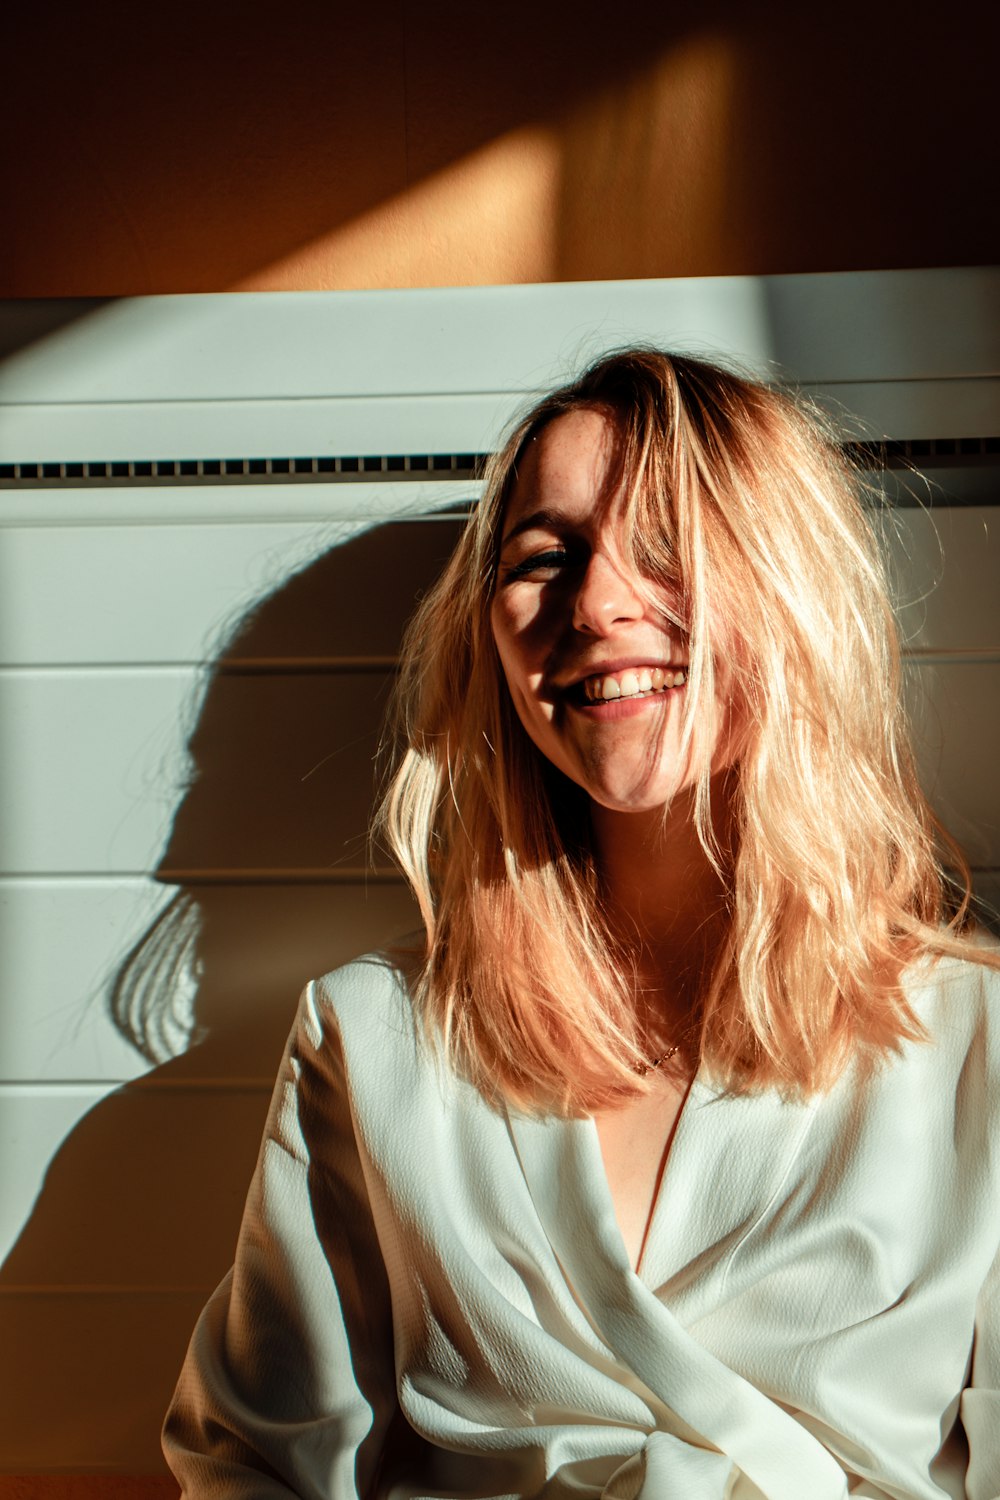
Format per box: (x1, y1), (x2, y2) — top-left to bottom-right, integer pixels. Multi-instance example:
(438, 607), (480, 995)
(1, 0), (996, 296)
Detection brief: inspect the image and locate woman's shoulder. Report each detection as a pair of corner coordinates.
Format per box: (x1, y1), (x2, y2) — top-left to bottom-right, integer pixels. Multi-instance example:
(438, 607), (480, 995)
(314, 944), (420, 1003)
(290, 943), (432, 1091)
(901, 939), (1000, 1080)
(305, 943), (421, 1034)
(297, 945), (486, 1140)
(905, 938), (1000, 1009)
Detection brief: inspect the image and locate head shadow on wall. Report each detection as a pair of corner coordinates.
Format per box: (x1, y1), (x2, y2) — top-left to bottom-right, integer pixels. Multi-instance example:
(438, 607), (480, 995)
(109, 512), (467, 1082)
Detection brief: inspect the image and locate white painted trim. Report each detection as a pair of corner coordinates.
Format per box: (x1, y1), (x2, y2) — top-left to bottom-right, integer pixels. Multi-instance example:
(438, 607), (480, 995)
(2, 270), (998, 460)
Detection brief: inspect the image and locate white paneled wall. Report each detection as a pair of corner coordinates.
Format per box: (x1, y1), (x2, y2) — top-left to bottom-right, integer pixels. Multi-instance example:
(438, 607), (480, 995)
(0, 482), (466, 1473)
(0, 274), (997, 1476)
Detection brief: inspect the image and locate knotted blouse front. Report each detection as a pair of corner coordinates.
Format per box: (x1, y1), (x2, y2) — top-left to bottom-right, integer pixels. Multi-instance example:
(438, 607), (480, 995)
(163, 952), (1000, 1499)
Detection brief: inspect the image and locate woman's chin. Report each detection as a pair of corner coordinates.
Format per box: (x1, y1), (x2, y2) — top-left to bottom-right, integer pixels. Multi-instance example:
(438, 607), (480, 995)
(584, 779), (690, 818)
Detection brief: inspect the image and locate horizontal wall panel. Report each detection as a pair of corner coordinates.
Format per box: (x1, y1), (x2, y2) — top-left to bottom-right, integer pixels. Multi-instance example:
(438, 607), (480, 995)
(2, 272), (997, 405)
(0, 516), (463, 666)
(3, 275), (997, 463)
(5, 863), (995, 1083)
(2, 505), (998, 676)
(3, 663), (998, 874)
(909, 662), (1000, 867)
(0, 668), (399, 875)
(6, 381), (997, 464)
(0, 878), (419, 1082)
(0, 281), (777, 403)
(0, 394), (514, 466)
(0, 1084), (271, 1288)
(0, 1085), (119, 1269)
(757, 269), (1000, 384)
(155, 668), (396, 876)
(1, 506), (997, 673)
(0, 668), (194, 875)
(0, 522), (334, 667)
(0, 1286), (208, 1472)
(885, 505), (1000, 653)
(808, 376), (1000, 441)
(0, 480), (479, 528)
(0, 879), (169, 1083)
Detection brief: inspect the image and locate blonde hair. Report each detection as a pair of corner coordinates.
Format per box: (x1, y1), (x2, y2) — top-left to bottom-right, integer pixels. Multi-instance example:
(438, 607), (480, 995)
(378, 348), (991, 1114)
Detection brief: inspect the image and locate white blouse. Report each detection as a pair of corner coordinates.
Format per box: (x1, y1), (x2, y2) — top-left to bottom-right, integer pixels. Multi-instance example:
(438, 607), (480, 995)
(163, 951), (1000, 1499)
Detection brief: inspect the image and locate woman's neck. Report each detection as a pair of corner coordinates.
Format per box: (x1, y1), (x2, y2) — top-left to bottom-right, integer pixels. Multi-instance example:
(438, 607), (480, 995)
(590, 775), (737, 1036)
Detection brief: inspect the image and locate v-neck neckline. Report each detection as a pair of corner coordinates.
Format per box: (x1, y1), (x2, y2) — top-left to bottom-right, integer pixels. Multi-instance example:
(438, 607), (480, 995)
(505, 1068), (819, 1298)
(504, 1066), (722, 1298)
(589, 1066), (704, 1281)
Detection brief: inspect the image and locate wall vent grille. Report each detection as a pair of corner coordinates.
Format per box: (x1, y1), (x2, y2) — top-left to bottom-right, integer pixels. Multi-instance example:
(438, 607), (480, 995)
(0, 451), (488, 487)
(0, 439), (998, 493)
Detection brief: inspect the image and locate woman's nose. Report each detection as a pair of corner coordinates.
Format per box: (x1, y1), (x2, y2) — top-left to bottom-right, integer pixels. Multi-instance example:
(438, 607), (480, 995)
(571, 551), (645, 636)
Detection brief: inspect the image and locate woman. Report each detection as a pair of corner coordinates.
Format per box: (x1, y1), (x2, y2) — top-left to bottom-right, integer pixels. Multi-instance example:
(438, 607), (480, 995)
(163, 350), (1000, 1498)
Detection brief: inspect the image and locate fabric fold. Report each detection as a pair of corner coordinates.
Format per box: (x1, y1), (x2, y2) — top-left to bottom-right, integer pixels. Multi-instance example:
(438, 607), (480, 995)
(602, 1429), (735, 1498)
(507, 1104), (848, 1500)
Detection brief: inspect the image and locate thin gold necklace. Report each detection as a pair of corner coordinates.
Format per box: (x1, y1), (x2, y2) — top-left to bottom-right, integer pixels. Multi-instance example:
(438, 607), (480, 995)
(634, 1042), (680, 1077)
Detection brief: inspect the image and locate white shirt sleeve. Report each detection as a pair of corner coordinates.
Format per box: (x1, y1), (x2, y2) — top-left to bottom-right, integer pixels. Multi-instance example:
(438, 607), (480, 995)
(162, 981), (400, 1498)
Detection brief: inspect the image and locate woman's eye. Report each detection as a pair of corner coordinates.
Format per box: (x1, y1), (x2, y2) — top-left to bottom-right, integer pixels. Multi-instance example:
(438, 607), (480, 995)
(503, 549), (575, 581)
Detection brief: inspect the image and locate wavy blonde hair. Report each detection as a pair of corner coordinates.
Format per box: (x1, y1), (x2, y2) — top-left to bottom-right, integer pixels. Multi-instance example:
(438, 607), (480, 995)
(378, 348), (991, 1114)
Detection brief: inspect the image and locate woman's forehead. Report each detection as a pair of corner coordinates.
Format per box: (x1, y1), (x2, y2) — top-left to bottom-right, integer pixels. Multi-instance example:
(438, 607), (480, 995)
(502, 408), (623, 537)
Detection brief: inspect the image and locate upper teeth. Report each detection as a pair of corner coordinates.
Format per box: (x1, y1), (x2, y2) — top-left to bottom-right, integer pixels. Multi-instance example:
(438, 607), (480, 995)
(583, 667), (688, 702)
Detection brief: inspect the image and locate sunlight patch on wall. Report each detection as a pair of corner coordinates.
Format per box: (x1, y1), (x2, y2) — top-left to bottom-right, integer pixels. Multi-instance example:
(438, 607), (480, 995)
(231, 124), (561, 292)
(228, 32), (736, 292)
(555, 32), (739, 281)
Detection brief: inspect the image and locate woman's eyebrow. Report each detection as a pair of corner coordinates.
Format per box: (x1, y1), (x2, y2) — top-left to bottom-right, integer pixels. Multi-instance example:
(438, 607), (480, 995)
(500, 508), (569, 546)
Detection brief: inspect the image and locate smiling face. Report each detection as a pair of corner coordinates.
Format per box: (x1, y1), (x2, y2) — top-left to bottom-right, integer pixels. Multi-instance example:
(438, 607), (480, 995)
(490, 407), (733, 816)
